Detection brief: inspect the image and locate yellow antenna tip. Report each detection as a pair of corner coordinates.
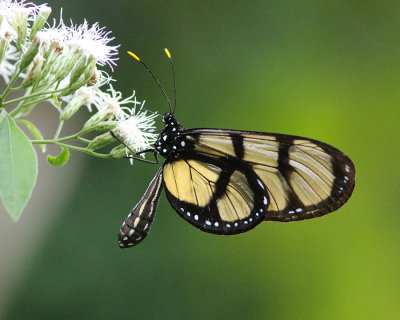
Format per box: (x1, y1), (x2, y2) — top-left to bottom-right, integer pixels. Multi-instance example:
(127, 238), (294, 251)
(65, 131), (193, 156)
(164, 48), (171, 59)
(127, 51), (141, 62)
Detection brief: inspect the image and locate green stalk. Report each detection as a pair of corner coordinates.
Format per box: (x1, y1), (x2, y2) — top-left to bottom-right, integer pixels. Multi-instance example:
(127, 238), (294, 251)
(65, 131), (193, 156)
(54, 120), (64, 139)
(9, 94), (53, 117)
(2, 88), (65, 107)
(0, 63), (22, 105)
(31, 140), (112, 159)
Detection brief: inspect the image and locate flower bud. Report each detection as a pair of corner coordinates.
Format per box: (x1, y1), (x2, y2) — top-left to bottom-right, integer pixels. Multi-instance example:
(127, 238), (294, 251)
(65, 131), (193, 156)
(20, 54), (44, 88)
(87, 132), (115, 150)
(83, 103), (117, 129)
(109, 145), (129, 159)
(30, 5), (52, 40)
(19, 38), (39, 71)
(83, 103), (119, 129)
(92, 121), (118, 131)
(88, 69), (101, 86)
(54, 49), (78, 81)
(84, 58), (96, 80)
(11, 8), (29, 50)
(61, 78), (87, 96)
(69, 56), (88, 85)
(0, 34), (11, 65)
(60, 87), (94, 120)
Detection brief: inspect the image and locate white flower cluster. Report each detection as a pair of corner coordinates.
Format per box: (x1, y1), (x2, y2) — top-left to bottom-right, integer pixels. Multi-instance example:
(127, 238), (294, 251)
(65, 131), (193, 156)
(0, 0), (159, 156)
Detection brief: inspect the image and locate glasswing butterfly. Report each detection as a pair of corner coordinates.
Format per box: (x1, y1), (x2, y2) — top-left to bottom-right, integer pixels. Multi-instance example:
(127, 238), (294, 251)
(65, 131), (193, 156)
(114, 49), (355, 248)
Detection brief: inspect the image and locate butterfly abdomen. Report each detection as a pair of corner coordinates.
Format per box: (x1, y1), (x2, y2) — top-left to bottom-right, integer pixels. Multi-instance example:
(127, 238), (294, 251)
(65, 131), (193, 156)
(118, 168), (164, 248)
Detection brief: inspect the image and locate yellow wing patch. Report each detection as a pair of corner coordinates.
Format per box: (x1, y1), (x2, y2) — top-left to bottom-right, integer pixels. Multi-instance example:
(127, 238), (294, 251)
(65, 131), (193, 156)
(217, 170), (255, 222)
(163, 158), (261, 231)
(163, 159), (221, 207)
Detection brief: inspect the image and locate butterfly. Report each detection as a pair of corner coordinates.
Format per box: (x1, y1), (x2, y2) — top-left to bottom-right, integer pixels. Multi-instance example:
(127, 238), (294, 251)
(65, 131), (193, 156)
(115, 50), (355, 248)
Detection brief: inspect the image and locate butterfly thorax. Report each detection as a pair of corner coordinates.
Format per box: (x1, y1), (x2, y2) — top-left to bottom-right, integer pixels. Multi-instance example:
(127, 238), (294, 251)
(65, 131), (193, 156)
(155, 113), (188, 158)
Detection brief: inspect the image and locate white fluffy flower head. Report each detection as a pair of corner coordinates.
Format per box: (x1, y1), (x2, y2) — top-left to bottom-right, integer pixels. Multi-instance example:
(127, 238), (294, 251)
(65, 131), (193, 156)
(67, 20), (119, 69)
(115, 107), (158, 157)
(92, 84), (138, 117)
(34, 26), (66, 51)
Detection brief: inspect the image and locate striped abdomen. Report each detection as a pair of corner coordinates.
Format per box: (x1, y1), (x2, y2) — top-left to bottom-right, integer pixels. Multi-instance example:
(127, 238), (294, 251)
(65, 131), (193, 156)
(118, 168), (164, 248)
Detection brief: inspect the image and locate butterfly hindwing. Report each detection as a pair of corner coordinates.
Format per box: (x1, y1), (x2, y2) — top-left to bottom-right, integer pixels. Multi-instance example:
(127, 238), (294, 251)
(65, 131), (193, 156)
(163, 153), (269, 235)
(183, 129), (355, 222)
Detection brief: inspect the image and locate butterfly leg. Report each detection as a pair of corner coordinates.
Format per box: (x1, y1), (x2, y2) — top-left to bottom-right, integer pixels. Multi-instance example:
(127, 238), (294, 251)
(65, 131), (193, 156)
(110, 130), (159, 164)
(124, 151), (158, 164)
(143, 128), (163, 134)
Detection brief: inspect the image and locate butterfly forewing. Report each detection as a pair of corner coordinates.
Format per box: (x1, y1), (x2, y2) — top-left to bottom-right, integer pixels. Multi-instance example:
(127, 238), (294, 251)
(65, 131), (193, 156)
(183, 129), (355, 222)
(163, 154), (269, 235)
(118, 167), (164, 248)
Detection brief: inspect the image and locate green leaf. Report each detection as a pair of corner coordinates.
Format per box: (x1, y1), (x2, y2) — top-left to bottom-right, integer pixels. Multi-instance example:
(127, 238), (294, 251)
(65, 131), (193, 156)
(17, 119), (46, 152)
(47, 147), (69, 167)
(0, 110), (38, 221)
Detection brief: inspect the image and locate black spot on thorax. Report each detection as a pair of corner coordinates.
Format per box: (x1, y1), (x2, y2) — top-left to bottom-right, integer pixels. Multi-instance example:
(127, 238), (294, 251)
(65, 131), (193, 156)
(155, 113), (186, 158)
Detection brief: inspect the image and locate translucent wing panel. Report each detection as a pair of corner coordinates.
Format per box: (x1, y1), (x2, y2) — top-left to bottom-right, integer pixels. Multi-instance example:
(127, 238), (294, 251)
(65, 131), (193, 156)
(185, 129), (355, 221)
(252, 165), (290, 213)
(196, 134), (237, 157)
(163, 157), (267, 235)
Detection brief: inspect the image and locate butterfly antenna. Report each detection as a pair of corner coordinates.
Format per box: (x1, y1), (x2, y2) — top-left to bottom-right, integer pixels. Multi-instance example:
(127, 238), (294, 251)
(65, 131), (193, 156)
(164, 48), (177, 114)
(128, 51), (172, 114)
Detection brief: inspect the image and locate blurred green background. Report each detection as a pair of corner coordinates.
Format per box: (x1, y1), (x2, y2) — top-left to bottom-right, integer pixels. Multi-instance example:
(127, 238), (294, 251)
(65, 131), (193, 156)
(1, 0), (399, 319)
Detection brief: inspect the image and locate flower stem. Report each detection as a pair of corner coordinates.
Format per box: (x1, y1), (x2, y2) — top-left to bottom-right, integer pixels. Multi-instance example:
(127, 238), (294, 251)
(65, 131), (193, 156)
(9, 94), (53, 117)
(31, 140), (112, 159)
(51, 128), (92, 142)
(0, 66), (22, 105)
(2, 88), (65, 107)
(77, 136), (92, 143)
(54, 120), (64, 139)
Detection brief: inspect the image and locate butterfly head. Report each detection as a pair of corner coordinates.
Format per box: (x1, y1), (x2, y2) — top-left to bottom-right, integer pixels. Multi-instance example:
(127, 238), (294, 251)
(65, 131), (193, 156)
(162, 112), (173, 123)
(162, 112), (179, 127)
